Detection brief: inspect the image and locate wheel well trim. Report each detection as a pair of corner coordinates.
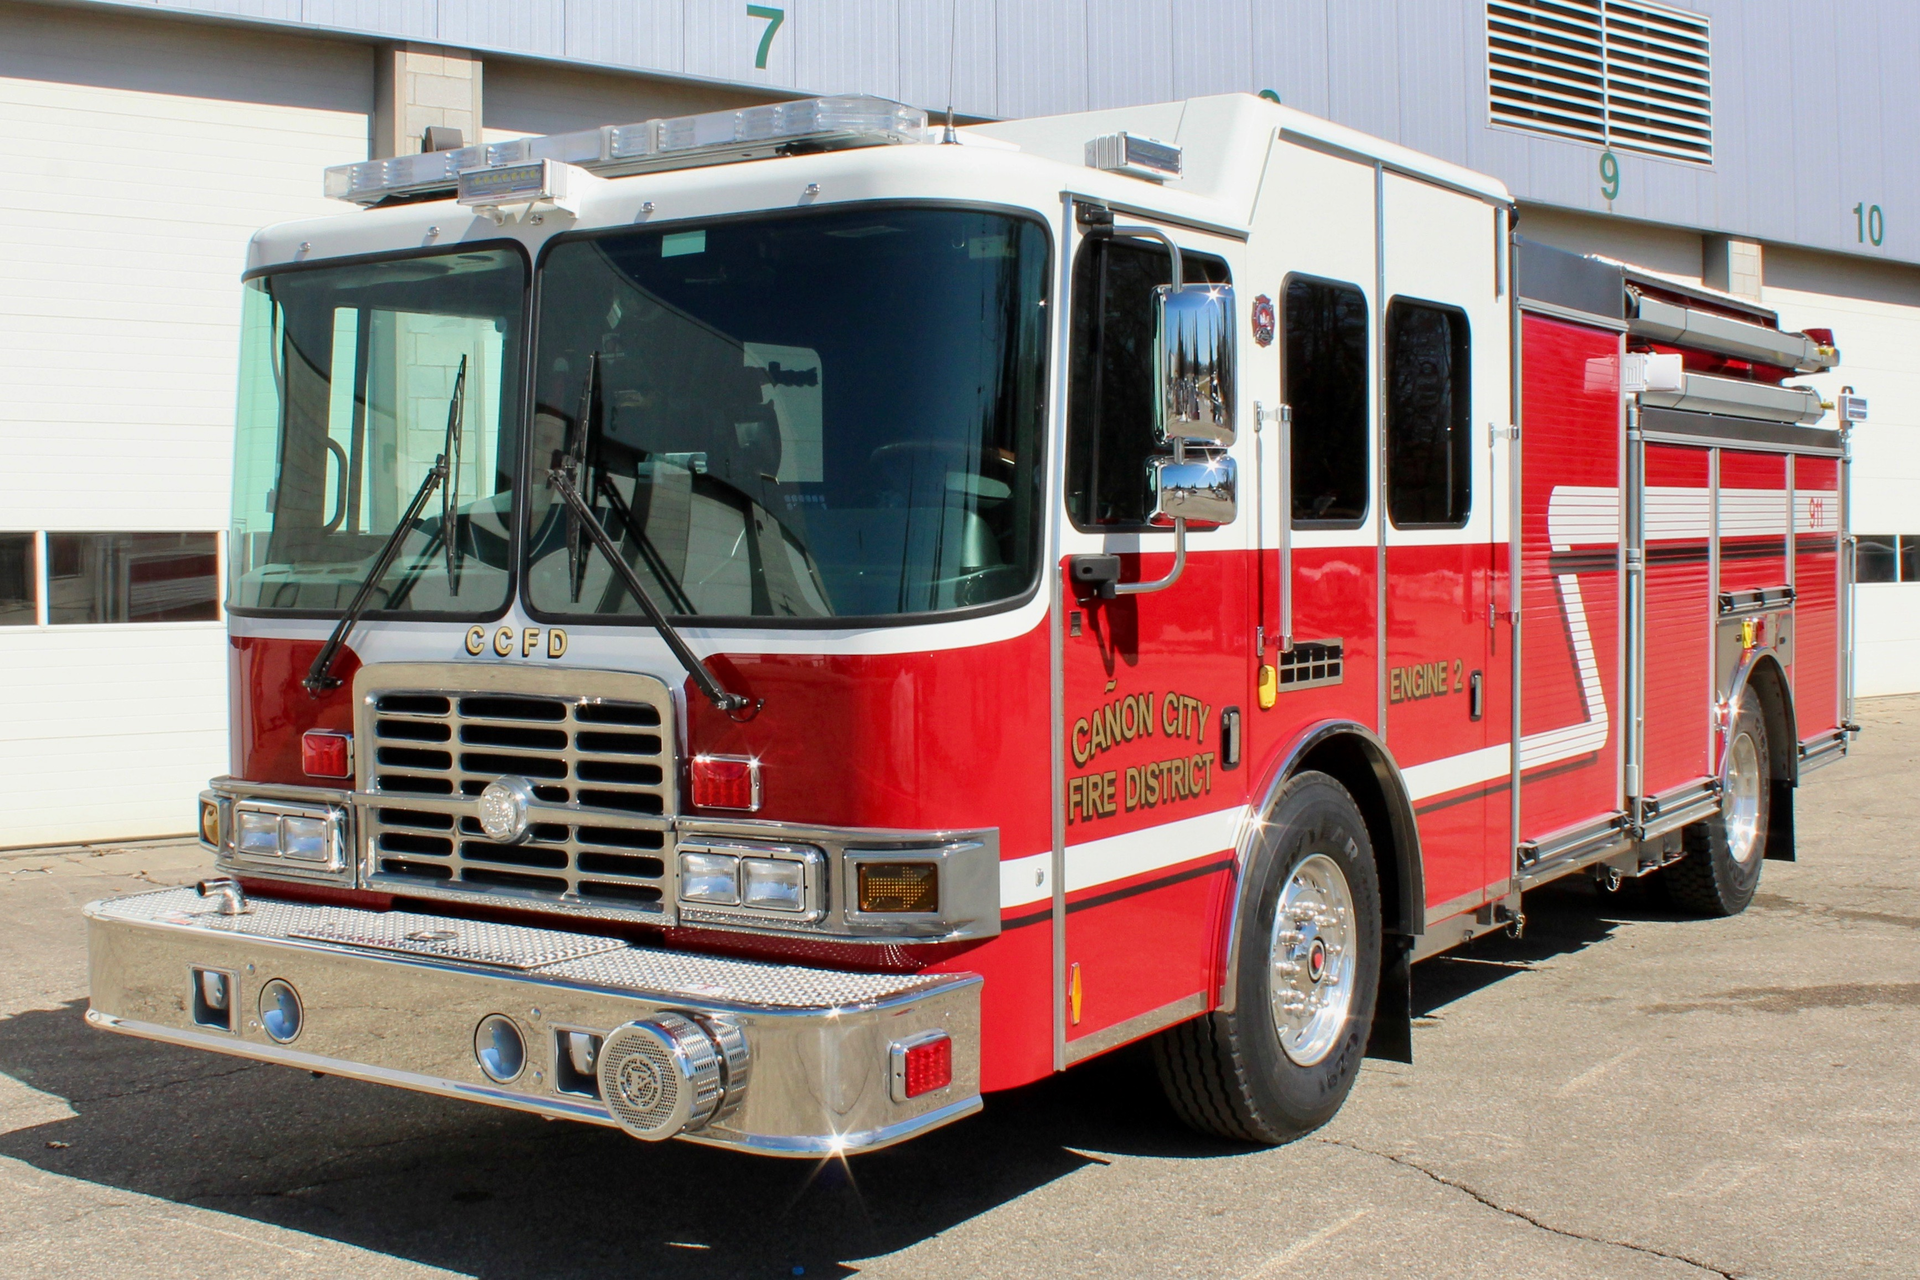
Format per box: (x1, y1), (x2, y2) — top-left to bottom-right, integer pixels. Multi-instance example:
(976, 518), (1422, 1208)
(1724, 647), (1798, 785)
(1217, 720), (1425, 1014)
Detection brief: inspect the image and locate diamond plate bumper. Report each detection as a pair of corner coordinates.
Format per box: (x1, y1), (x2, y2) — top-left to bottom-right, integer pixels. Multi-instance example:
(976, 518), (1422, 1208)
(85, 887), (981, 1155)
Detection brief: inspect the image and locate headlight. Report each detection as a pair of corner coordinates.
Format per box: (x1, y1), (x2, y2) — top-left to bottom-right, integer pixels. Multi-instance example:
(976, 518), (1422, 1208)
(226, 800), (345, 874)
(741, 857), (806, 912)
(679, 851), (739, 905)
(280, 816), (331, 862)
(676, 842), (822, 923)
(236, 809), (280, 857)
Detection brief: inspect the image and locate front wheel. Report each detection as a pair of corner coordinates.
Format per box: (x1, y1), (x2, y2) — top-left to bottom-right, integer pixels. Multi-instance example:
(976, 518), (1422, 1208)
(1153, 771), (1382, 1143)
(1663, 685), (1771, 916)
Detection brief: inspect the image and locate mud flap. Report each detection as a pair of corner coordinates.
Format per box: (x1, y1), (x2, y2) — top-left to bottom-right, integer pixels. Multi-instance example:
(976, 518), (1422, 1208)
(1365, 933), (1414, 1063)
(1765, 779), (1795, 861)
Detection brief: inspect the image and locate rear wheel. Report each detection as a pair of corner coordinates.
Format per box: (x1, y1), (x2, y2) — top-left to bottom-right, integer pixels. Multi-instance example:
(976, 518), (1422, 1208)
(1664, 686), (1770, 916)
(1153, 771), (1382, 1143)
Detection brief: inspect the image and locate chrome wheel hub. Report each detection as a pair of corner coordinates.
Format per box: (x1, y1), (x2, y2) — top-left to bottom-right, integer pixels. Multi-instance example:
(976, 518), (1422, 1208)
(1268, 853), (1356, 1067)
(1724, 730), (1763, 866)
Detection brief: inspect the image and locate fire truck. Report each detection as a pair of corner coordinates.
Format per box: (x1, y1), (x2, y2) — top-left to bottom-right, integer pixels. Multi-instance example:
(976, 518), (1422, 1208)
(86, 93), (1859, 1154)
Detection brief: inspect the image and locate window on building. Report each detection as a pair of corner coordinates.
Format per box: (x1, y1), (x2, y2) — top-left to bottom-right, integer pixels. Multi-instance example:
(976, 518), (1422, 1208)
(1901, 536), (1920, 583)
(1856, 535), (1898, 583)
(1283, 277), (1370, 527)
(1386, 300), (1472, 529)
(1067, 237), (1230, 531)
(0, 534), (34, 625)
(45, 533), (219, 624)
(1487, 0), (1713, 165)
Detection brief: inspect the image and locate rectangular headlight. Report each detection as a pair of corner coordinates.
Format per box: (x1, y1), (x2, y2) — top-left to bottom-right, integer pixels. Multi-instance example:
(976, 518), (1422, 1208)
(280, 815), (331, 862)
(679, 852), (740, 905)
(741, 857), (806, 912)
(236, 809), (280, 857)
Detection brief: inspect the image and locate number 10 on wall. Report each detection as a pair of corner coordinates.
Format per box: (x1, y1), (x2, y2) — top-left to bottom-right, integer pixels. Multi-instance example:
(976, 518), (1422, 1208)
(1855, 202), (1885, 247)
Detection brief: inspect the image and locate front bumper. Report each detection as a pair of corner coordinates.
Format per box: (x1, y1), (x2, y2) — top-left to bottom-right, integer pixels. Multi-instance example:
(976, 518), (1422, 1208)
(86, 887), (981, 1156)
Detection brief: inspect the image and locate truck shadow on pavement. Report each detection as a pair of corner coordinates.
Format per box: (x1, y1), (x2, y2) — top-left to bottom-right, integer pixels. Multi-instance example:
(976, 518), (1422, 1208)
(0, 879), (1669, 1279)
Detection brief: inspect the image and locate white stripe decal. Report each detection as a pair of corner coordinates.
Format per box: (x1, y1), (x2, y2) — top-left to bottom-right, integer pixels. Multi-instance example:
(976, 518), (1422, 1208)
(1402, 744), (1512, 802)
(1000, 806), (1247, 911)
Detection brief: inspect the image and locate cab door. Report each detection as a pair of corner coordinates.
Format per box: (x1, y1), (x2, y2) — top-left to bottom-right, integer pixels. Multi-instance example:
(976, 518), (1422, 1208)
(1378, 176), (1515, 921)
(1054, 223), (1250, 1063)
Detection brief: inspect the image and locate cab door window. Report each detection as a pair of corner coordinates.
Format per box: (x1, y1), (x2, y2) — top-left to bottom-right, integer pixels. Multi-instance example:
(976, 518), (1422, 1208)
(1282, 276), (1370, 527)
(1385, 298), (1472, 528)
(1066, 237), (1229, 531)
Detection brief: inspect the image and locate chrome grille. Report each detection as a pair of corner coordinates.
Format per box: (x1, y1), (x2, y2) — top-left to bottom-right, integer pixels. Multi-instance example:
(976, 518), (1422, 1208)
(356, 664), (677, 918)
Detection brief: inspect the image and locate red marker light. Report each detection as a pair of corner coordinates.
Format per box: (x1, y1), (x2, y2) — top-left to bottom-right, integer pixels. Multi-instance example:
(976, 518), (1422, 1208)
(894, 1033), (953, 1100)
(301, 731), (352, 779)
(690, 754), (760, 811)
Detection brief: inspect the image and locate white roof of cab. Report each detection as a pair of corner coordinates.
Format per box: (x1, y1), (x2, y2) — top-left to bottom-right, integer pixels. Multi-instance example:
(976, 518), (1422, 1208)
(968, 93), (1512, 226)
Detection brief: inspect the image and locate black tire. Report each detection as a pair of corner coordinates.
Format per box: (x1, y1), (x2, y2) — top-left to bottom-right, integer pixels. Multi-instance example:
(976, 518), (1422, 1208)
(1152, 771), (1382, 1144)
(1663, 685), (1770, 916)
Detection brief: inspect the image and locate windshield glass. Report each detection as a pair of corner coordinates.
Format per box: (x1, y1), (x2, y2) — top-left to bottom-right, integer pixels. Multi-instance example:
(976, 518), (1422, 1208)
(231, 248), (525, 614)
(526, 208), (1049, 621)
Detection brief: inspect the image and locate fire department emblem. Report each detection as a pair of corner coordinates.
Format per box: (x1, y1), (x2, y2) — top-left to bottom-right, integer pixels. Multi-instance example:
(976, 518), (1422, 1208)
(1251, 293), (1275, 347)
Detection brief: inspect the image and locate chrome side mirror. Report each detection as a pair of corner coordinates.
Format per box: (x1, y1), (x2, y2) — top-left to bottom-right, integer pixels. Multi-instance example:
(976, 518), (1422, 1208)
(1155, 283), (1236, 446)
(1148, 453), (1237, 529)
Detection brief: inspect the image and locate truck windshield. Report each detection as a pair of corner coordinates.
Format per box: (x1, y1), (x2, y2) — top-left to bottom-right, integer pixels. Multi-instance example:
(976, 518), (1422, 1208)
(230, 247), (525, 615)
(526, 208), (1049, 621)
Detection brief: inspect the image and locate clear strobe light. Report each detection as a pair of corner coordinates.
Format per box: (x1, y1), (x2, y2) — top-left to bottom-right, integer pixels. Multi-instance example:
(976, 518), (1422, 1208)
(324, 96), (929, 206)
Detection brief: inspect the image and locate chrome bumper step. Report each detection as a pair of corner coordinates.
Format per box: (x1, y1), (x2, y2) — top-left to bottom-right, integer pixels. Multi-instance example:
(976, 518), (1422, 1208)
(86, 887), (981, 1156)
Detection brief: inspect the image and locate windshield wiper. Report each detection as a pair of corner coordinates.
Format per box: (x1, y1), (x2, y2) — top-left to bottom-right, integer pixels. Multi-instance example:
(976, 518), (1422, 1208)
(304, 360), (469, 694)
(548, 452), (753, 715)
(441, 354), (468, 591)
(302, 454), (446, 694)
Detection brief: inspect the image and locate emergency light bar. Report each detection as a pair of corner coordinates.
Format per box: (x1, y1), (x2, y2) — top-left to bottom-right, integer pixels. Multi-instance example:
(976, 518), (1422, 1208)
(324, 96), (930, 207)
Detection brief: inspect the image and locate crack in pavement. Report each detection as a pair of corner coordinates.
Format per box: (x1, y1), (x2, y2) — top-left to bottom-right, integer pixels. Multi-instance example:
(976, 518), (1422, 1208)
(1318, 1138), (1741, 1278)
(64, 1061), (260, 1105)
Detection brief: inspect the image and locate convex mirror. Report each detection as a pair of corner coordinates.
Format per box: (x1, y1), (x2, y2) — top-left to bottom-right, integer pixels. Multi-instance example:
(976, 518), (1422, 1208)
(1148, 453), (1237, 528)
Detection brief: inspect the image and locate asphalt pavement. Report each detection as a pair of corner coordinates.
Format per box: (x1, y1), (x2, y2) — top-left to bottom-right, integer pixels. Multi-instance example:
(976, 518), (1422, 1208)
(2, 698), (1917, 1279)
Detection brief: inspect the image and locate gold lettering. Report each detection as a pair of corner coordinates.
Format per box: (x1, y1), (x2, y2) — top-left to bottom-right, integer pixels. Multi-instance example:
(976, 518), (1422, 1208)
(1090, 708), (1110, 755)
(464, 625), (486, 656)
(493, 626), (514, 657)
(1164, 692), (1180, 735)
(1102, 702), (1124, 748)
(1138, 692), (1155, 736)
(1100, 770), (1118, 817)
(1196, 701), (1211, 742)
(1121, 697), (1137, 740)
(522, 627), (541, 657)
(1124, 766), (1140, 811)
(548, 627), (568, 658)
(1072, 718), (1092, 767)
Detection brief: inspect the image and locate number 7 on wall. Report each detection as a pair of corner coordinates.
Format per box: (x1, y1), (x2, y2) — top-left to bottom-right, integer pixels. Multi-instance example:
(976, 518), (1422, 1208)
(748, 5), (785, 70)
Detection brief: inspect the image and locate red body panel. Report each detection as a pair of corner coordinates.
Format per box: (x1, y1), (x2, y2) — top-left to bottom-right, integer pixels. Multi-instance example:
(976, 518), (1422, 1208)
(1642, 445), (1713, 796)
(1518, 314), (1623, 841)
(1794, 456), (1842, 737)
(1718, 451), (1790, 594)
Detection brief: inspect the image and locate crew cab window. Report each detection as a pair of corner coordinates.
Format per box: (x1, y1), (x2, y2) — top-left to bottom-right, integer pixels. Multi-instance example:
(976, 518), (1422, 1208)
(1066, 237), (1229, 531)
(1386, 298), (1472, 528)
(1283, 276), (1370, 527)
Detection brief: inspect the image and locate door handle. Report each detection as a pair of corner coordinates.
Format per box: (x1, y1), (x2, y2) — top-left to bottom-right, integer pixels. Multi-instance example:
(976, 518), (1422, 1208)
(1469, 670), (1484, 721)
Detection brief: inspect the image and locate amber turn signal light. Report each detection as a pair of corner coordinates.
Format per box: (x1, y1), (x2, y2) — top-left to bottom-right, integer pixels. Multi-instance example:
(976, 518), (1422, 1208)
(857, 861), (938, 913)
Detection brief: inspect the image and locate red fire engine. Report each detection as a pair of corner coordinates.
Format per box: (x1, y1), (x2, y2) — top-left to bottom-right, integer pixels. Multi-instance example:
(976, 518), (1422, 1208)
(86, 94), (1858, 1153)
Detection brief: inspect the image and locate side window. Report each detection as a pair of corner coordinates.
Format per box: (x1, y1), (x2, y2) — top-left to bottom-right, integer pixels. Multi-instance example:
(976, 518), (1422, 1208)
(1282, 277), (1370, 526)
(1067, 238), (1229, 530)
(1385, 299), (1471, 528)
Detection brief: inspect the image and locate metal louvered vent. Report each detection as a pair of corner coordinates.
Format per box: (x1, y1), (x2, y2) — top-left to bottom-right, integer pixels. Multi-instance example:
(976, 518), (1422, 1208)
(1488, 0), (1711, 165)
(357, 666), (676, 919)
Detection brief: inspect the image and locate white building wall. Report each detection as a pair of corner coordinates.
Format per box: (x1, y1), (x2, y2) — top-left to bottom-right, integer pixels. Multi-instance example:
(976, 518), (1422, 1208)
(0, 2), (371, 847)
